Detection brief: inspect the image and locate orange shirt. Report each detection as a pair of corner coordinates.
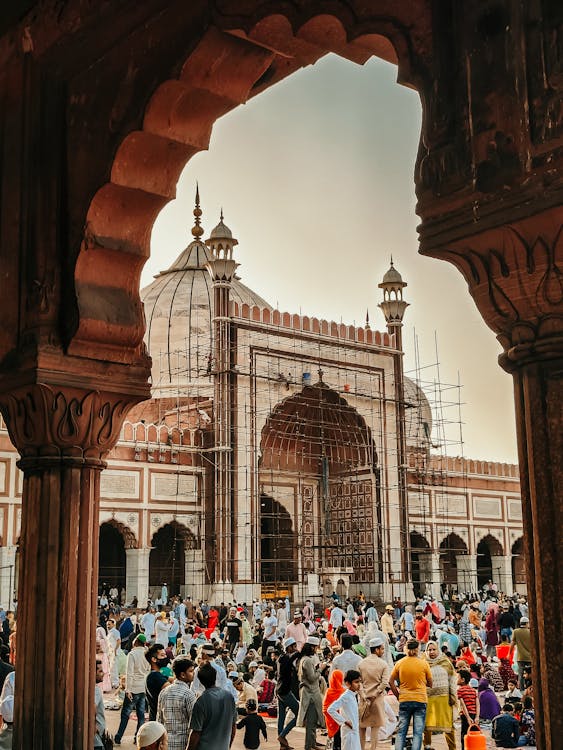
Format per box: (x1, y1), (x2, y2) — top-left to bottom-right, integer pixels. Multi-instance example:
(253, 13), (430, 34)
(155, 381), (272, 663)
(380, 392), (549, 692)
(415, 617), (430, 643)
(390, 656), (432, 703)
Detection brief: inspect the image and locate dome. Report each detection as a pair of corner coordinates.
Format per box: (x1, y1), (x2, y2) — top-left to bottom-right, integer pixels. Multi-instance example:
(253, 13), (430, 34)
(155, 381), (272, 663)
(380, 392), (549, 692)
(209, 218), (234, 240)
(142, 238), (272, 395)
(403, 377), (433, 448)
(380, 262), (405, 286)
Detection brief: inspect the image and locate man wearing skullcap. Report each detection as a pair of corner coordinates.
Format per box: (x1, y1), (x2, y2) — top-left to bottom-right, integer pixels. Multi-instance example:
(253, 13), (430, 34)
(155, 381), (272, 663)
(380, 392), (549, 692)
(136, 720), (167, 749)
(359, 637), (390, 749)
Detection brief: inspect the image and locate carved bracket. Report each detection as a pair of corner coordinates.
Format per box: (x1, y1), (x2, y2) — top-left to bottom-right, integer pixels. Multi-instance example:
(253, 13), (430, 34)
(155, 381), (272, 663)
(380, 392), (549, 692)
(0, 383), (141, 467)
(425, 206), (563, 371)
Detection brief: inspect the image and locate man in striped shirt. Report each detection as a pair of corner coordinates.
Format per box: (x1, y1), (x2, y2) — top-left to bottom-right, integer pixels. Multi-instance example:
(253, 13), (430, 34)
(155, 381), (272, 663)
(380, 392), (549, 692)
(157, 656), (196, 750)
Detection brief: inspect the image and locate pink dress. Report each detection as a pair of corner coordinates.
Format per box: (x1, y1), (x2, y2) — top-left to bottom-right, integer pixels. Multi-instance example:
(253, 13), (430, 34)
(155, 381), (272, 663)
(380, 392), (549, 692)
(96, 627), (112, 693)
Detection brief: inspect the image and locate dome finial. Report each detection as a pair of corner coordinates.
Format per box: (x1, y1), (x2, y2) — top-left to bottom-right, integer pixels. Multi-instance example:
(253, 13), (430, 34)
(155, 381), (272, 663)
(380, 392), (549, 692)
(390, 254), (394, 266)
(220, 207), (224, 222)
(192, 183), (204, 240)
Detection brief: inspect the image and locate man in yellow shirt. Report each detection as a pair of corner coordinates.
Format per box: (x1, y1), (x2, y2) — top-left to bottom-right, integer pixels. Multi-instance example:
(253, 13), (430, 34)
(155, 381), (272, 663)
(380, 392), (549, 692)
(389, 640), (432, 750)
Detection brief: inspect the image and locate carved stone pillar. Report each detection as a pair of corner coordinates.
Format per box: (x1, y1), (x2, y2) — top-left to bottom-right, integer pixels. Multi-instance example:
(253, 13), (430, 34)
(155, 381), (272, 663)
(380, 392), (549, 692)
(427, 206), (563, 750)
(0, 383), (141, 750)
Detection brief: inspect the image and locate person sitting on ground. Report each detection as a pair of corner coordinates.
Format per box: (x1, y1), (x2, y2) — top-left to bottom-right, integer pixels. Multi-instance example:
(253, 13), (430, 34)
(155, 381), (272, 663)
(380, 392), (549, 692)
(517, 695), (535, 746)
(491, 703), (520, 748)
(505, 680), (523, 704)
(477, 677), (501, 722)
(237, 698), (268, 750)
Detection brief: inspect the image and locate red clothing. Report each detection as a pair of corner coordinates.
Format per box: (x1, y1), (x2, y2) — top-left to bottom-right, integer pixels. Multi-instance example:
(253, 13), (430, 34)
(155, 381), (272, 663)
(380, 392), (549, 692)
(258, 678), (275, 704)
(496, 644), (510, 660)
(460, 646), (476, 665)
(323, 670), (345, 738)
(457, 685), (478, 715)
(415, 617), (430, 643)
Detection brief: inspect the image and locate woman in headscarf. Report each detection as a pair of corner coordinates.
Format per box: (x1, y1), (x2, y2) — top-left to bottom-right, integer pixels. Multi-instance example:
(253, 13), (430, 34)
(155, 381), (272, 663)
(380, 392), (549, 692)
(323, 669), (345, 750)
(95, 625), (112, 693)
(485, 602), (500, 658)
(296, 640), (326, 750)
(423, 640), (457, 750)
(477, 677), (501, 722)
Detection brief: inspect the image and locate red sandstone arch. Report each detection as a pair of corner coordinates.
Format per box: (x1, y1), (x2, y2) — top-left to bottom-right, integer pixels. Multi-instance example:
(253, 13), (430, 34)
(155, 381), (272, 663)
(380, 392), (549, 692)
(259, 380), (375, 473)
(72, 12), (428, 364)
(99, 517), (138, 550)
(476, 532), (504, 557)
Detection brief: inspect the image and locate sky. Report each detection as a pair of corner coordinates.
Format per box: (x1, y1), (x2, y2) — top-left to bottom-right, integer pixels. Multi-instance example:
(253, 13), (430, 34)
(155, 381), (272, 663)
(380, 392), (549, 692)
(145, 54), (518, 464)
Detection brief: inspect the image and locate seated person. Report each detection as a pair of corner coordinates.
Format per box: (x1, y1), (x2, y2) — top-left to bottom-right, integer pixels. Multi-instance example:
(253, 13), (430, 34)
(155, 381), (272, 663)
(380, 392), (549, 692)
(492, 704), (520, 748)
(504, 679), (523, 704)
(517, 696), (535, 747)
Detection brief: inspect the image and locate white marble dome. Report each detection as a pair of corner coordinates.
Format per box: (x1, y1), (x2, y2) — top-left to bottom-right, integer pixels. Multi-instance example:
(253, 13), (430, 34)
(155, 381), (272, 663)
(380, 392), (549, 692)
(142, 237), (271, 396)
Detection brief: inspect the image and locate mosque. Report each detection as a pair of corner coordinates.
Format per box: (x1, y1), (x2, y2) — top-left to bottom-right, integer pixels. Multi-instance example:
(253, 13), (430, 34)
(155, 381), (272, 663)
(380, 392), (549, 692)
(0, 195), (525, 608)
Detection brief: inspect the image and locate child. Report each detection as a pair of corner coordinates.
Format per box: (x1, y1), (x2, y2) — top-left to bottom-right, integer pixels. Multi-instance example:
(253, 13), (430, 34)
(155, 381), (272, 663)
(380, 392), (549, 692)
(491, 703), (520, 748)
(327, 669), (362, 750)
(505, 679), (522, 704)
(457, 669), (480, 747)
(237, 698), (267, 750)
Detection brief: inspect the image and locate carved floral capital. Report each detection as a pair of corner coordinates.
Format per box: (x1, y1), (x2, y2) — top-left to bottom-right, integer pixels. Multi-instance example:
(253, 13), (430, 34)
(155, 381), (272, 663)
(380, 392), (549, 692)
(0, 383), (139, 469)
(426, 207), (563, 371)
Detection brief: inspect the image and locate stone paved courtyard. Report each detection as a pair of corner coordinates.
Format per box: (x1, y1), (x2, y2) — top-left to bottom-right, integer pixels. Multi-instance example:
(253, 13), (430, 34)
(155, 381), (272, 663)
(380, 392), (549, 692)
(106, 709), (501, 749)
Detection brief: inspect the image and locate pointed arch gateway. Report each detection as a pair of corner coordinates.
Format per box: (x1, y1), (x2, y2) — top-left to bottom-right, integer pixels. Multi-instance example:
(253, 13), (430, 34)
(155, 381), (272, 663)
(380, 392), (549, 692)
(409, 531), (431, 598)
(259, 380), (380, 590)
(476, 534), (504, 590)
(439, 532), (468, 588)
(149, 521), (197, 597)
(98, 520), (137, 596)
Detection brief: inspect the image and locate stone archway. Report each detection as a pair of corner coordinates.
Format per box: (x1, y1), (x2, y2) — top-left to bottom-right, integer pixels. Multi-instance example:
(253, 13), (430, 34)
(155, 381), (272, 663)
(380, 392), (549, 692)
(260, 494), (297, 593)
(149, 521), (196, 598)
(1, 4), (562, 749)
(439, 533), (468, 592)
(476, 534), (504, 590)
(512, 537), (526, 589)
(98, 519), (138, 600)
(409, 531), (430, 598)
(259, 379), (379, 591)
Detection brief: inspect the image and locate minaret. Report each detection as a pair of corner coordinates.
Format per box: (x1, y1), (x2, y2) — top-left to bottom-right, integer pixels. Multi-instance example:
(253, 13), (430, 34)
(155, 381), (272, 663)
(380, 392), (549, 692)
(378, 259), (411, 599)
(378, 256), (409, 349)
(205, 209), (239, 603)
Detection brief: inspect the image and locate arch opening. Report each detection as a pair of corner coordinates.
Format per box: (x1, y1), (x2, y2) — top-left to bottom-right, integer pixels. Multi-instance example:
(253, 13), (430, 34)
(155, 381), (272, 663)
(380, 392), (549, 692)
(476, 534), (504, 590)
(511, 537), (525, 588)
(259, 381), (379, 588)
(439, 532), (468, 591)
(409, 531), (430, 599)
(99, 522), (127, 597)
(260, 494), (297, 594)
(149, 521), (196, 598)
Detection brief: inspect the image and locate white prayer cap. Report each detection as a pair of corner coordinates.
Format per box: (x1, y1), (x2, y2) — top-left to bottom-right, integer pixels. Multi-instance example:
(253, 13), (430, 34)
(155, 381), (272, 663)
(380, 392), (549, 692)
(137, 720), (166, 748)
(369, 637), (384, 648)
(284, 637), (297, 648)
(307, 636), (320, 646)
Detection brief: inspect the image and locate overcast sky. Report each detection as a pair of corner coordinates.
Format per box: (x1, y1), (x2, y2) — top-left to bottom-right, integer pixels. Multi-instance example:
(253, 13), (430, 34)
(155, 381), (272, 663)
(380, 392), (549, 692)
(145, 54), (518, 465)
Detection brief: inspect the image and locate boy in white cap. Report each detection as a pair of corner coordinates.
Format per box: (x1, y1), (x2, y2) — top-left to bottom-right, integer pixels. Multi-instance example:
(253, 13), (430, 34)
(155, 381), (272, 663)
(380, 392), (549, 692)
(137, 720), (167, 749)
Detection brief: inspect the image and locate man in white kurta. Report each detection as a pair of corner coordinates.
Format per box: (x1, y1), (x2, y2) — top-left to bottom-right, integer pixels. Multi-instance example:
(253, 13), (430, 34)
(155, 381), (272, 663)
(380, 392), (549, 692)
(327, 671), (362, 750)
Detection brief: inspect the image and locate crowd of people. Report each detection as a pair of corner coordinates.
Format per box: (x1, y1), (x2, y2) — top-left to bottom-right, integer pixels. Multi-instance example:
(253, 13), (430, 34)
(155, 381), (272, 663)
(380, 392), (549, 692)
(92, 582), (536, 750)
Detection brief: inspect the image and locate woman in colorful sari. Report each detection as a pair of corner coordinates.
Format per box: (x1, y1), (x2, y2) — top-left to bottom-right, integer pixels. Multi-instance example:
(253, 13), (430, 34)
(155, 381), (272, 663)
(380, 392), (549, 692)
(423, 640), (458, 750)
